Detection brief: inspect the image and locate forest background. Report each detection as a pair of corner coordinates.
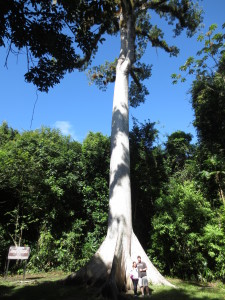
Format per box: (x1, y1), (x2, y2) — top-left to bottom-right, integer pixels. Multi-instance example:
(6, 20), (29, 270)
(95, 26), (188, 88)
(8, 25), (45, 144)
(0, 0), (225, 285)
(0, 87), (225, 282)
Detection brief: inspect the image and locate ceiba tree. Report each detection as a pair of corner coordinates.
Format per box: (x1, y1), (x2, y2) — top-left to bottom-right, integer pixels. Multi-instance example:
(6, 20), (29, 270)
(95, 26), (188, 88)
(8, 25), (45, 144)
(1, 0), (202, 297)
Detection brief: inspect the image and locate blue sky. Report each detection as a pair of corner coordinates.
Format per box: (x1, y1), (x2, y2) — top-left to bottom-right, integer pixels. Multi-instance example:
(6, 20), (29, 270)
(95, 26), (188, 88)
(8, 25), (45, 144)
(0, 0), (224, 144)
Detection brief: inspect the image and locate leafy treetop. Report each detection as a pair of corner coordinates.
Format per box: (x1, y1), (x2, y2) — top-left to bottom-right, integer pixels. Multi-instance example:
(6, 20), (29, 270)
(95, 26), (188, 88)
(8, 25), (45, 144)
(1, 0), (202, 106)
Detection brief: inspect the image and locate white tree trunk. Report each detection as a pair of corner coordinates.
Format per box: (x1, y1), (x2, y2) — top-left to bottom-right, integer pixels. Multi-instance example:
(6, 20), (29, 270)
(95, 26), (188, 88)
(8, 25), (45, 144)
(108, 57), (132, 261)
(65, 3), (174, 296)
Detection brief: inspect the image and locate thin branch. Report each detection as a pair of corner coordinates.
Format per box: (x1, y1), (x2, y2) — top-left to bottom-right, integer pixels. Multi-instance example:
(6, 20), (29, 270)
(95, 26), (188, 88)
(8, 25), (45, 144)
(26, 46), (30, 71)
(92, 24), (102, 34)
(63, 19), (76, 36)
(8, 232), (17, 246)
(30, 90), (39, 130)
(4, 42), (12, 69)
(28, 48), (36, 67)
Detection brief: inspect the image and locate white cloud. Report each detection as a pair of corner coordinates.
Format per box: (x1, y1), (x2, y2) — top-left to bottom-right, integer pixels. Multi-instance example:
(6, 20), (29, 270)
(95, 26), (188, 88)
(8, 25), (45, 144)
(54, 121), (77, 140)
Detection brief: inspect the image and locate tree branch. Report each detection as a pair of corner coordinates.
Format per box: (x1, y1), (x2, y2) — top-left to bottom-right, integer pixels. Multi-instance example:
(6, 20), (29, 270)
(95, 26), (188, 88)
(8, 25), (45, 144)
(4, 42), (12, 69)
(73, 24), (108, 69)
(137, 29), (179, 56)
(130, 69), (142, 89)
(135, 0), (168, 11)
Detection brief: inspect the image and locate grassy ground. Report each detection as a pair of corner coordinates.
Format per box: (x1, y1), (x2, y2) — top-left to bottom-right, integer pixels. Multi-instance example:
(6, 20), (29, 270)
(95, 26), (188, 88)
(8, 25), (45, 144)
(0, 272), (224, 300)
(148, 278), (225, 300)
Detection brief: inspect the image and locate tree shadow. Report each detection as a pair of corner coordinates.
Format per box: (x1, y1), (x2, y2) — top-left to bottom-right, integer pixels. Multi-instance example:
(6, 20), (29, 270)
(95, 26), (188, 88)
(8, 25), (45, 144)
(149, 288), (207, 300)
(0, 285), (14, 298)
(1, 281), (223, 300)
(0, 280), (97, 300)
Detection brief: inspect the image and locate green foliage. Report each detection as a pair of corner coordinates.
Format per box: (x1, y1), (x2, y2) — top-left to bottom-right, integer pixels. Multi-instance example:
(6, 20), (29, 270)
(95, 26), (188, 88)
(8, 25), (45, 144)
(0, 126), (83, 248)
(28, 228), (57, 272)
(81, 132), (110, 237)
(0, 225), (10, 273)
(0, 125), (111, 274)
(130, 119), (166, 247)
(200, 220), (225, 281)
(165, 131), (194, 173)
(0, 0), (122, 91)
(28, 219), (87, 272)
(150, 178), (213, 279)
(0, 120), (225, 282)
(87, 60), (117, 91)
(80, 231), (104, 268)
(170, 26), (225, 266)
(88, 0), (202, 106)
(0, 121), (18, 146)
(191, 72), (225, 153)
(56, 219), (86, 271)
(172, 23), (225, 84)
(128, 76), (150, 107)
(189, 40), (225, 210)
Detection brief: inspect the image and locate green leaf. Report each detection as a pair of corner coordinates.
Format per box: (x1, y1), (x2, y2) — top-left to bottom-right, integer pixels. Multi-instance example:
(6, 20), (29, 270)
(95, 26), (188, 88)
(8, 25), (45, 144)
(209, 24), (218, 32)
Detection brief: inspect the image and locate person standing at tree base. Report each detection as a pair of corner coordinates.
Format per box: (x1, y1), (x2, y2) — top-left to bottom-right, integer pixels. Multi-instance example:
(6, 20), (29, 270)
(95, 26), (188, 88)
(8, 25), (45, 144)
(137, 255), (150, 297)
(130, 261), (139, 296)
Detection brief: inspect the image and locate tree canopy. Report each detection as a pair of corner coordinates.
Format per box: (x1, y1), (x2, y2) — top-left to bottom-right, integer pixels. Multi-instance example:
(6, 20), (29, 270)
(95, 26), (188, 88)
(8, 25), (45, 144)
(1, 0), (202, 103)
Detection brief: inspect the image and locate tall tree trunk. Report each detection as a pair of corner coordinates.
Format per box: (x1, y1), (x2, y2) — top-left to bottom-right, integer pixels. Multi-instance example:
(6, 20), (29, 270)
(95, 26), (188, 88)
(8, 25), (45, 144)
(66, 2), (173, 296)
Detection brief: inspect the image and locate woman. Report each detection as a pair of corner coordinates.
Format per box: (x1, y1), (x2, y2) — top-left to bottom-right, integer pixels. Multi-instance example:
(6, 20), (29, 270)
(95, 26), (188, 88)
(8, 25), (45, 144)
(130, 261), (139, 296)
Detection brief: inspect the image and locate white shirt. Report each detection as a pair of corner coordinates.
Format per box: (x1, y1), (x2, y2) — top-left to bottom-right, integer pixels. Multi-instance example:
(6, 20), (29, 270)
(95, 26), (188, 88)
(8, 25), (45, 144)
(130, 267), (139, 279)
